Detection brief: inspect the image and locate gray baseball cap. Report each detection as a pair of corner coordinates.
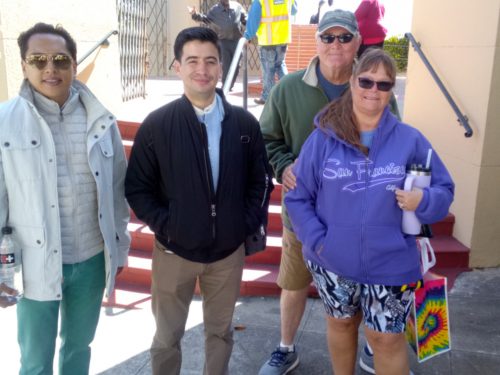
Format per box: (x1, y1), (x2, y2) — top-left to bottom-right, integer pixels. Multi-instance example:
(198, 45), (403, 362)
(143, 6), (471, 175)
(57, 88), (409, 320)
(318, 9), (359, 34)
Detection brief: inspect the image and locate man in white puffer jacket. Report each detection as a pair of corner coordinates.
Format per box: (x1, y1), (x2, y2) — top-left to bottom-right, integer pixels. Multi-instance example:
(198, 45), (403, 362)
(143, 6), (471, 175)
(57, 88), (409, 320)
(0, 22), (130, 375)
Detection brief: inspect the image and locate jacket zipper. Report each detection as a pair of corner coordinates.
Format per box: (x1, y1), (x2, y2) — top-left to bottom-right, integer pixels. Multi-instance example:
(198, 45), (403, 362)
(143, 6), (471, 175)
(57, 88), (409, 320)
(261, 173), (270, 208)
(360, 134), (380, 282)
(360, 155), (370, 281)
(199, 122), (217, 240)
(59, 109), (82, 261)
(257, 172), (270, 236)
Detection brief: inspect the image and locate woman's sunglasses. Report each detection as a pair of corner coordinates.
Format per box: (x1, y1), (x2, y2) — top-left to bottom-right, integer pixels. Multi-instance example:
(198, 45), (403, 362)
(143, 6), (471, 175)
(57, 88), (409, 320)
(357, 77), (394, 92)
(25, 54), (73, 70)
(318, 33), (354, 44)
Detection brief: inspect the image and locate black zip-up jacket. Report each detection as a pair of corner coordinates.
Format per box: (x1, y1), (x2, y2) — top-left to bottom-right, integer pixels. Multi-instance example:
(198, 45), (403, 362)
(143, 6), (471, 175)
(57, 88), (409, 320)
(125, 92), (271, 263)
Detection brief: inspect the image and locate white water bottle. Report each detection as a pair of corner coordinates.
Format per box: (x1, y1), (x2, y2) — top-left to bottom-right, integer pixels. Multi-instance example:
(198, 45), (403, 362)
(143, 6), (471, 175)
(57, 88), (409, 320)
(0, 226), (23, 301)
(402, 165), (431, 235)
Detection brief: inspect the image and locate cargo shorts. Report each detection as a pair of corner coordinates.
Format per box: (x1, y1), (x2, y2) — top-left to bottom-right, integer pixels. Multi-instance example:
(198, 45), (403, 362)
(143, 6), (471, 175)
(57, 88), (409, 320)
(277, 227), (313, 290)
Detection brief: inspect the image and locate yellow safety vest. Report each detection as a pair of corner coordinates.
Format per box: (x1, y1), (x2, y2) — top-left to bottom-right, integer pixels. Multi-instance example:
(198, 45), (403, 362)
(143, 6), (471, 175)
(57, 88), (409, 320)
(256, 0), (291, 46)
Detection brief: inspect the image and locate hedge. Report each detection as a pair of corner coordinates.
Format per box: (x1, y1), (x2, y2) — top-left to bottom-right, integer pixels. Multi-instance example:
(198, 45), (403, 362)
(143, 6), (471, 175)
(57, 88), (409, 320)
(383, 35), (410, 72)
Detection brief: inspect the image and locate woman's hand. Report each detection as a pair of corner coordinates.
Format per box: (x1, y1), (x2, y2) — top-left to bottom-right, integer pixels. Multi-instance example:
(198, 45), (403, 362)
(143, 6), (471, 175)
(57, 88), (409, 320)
(395, 188), (423, 211)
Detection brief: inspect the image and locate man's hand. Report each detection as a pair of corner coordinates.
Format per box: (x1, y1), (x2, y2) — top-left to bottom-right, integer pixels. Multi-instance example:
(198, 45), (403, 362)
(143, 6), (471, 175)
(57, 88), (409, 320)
(395, 188), (423, 211)
(282, 161), (297, 193)
(187, 6), (196, 15)
(0, 283), (18, 308)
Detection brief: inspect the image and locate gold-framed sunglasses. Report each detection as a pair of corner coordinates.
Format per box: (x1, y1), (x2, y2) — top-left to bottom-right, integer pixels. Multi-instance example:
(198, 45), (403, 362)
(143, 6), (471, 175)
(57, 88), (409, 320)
(25, 54), (73, 70)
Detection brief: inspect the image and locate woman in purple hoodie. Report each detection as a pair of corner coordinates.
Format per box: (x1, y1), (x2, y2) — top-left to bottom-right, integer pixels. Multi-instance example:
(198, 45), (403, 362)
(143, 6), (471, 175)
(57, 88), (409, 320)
(285, 49), (454, 375)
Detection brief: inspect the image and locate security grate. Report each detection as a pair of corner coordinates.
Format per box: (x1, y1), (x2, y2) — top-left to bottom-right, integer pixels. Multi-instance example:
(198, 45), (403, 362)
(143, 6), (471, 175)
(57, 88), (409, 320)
(146, 0), (169, 78)
(116, 0), (148, 101)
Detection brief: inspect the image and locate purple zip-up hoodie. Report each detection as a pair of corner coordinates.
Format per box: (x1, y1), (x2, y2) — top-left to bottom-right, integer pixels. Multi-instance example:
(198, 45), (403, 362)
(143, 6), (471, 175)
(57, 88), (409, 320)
(285, 107), (455, 286)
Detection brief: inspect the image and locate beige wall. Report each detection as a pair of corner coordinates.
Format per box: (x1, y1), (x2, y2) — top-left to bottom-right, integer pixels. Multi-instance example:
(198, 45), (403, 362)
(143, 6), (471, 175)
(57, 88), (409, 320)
(166, 1), (198, 77)
(0, 28), (8, 102)
(0, 0), (121, 113)
(404, 0), (500, 266)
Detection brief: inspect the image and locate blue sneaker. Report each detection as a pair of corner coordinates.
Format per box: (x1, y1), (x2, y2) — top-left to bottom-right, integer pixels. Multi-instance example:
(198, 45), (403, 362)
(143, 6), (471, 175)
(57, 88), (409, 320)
(359, 344), (414, 375)
(258, 346), (299, 375)
(359, 344), (375, 374)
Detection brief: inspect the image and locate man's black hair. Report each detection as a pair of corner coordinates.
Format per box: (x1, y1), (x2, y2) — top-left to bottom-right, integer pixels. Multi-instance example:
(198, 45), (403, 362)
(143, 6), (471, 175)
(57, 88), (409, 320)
(173, 27), (221, 62)
(17, 23), (77, 60)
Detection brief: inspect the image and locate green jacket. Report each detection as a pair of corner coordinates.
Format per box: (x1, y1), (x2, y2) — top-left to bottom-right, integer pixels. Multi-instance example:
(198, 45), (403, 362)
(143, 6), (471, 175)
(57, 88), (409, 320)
(259, 56), (400, 229)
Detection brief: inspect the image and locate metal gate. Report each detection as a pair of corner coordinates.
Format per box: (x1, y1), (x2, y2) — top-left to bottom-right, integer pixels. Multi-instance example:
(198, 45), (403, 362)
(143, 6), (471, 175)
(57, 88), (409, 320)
(199, 0), (260, 72)
(116, 0), (148, 101)
(146, 0), (169, 78)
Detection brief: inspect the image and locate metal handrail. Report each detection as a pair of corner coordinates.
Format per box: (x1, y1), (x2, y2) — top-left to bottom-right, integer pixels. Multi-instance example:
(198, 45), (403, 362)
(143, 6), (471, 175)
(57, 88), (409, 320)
(223, 37), (248, 109)
(405, 33), (473, 137)
(77, 30), (118, 65)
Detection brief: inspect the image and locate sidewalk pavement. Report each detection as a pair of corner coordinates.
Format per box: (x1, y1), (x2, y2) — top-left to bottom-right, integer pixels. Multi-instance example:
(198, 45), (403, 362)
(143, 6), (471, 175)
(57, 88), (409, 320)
(2, 267), (499, 374)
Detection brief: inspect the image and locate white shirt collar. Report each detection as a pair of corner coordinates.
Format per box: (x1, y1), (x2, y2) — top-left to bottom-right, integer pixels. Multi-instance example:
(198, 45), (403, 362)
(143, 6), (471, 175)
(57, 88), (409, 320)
(193, 95), (218, 117)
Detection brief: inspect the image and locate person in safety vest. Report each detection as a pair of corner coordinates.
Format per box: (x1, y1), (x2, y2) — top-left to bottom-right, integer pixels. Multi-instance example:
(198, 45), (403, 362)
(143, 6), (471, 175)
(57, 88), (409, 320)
(244, 0), (297, 105)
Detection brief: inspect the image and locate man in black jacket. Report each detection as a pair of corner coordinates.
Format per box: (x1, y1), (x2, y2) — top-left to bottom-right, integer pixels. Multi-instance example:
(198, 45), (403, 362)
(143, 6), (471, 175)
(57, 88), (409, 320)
(125, 27), (271, 375)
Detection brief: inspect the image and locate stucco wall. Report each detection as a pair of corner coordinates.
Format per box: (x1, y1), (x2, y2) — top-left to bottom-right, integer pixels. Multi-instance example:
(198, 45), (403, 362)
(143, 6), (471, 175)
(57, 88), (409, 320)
(404, 0), (500, 266)
(0, 26), (8, 102)
(0, 0), (121, 113)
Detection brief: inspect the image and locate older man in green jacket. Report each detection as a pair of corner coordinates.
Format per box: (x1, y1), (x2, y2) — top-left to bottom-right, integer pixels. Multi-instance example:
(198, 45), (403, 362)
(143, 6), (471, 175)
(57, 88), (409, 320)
(258, 9), (399, 375)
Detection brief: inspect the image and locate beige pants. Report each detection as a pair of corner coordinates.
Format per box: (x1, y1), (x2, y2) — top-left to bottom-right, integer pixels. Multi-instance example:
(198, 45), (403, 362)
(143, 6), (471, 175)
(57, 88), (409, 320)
(150, 240), (245, 375)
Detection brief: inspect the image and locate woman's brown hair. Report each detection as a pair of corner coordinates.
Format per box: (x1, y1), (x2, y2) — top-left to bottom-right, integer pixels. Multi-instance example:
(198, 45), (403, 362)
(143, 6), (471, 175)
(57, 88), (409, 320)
(318, 48), (397, 155)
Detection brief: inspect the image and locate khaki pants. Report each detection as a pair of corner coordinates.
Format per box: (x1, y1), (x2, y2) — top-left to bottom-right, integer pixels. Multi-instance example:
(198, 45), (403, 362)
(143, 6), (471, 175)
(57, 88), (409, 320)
(150, 240), (245, 375)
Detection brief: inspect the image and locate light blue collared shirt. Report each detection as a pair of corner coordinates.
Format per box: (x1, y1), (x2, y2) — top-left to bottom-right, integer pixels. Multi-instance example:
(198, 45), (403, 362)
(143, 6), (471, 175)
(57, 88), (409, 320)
(193, 94), (225, 191)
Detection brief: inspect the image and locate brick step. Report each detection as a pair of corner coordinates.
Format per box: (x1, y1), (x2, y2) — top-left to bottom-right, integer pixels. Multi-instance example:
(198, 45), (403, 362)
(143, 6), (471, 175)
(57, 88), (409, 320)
(118, 120), (140, 140)
(430, 214), (454, 236)
(123, 139), (133, 159)
(426, 234), (470, 268)
(127, 220), (284, 265)
(107, 265), (468, 308)
(112, 248), (467, 308)
(115, 250), (318, 299)
(127, 214), (461, 265)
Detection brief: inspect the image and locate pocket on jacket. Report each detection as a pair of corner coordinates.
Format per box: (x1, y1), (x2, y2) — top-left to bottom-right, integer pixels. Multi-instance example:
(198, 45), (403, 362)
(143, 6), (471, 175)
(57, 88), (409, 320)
(11, 224), (47, 291)
(12, 224), (45, 249)
(98, 138), (114, 158)
(364, 225), (416, 277)
(320, 225), (361, 276)
(0, 135), (42, 181)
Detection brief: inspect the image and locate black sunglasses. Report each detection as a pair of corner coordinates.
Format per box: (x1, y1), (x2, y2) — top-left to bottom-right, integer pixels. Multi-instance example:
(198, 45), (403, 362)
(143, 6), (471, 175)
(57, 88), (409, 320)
(357, 77), (394, 92)
(318, 33), (354, 44)
(25, 54), (73, 70)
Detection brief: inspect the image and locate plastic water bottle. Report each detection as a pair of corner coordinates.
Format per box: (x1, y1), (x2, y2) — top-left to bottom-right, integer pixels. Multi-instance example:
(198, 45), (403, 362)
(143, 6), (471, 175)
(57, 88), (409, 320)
(0, 226), (23, 301)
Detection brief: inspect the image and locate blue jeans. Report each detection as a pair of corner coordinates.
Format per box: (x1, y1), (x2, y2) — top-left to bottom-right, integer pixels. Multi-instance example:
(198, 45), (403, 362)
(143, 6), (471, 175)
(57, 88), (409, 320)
(17, 252), (105, 375)
(259, 44), (288, 101)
